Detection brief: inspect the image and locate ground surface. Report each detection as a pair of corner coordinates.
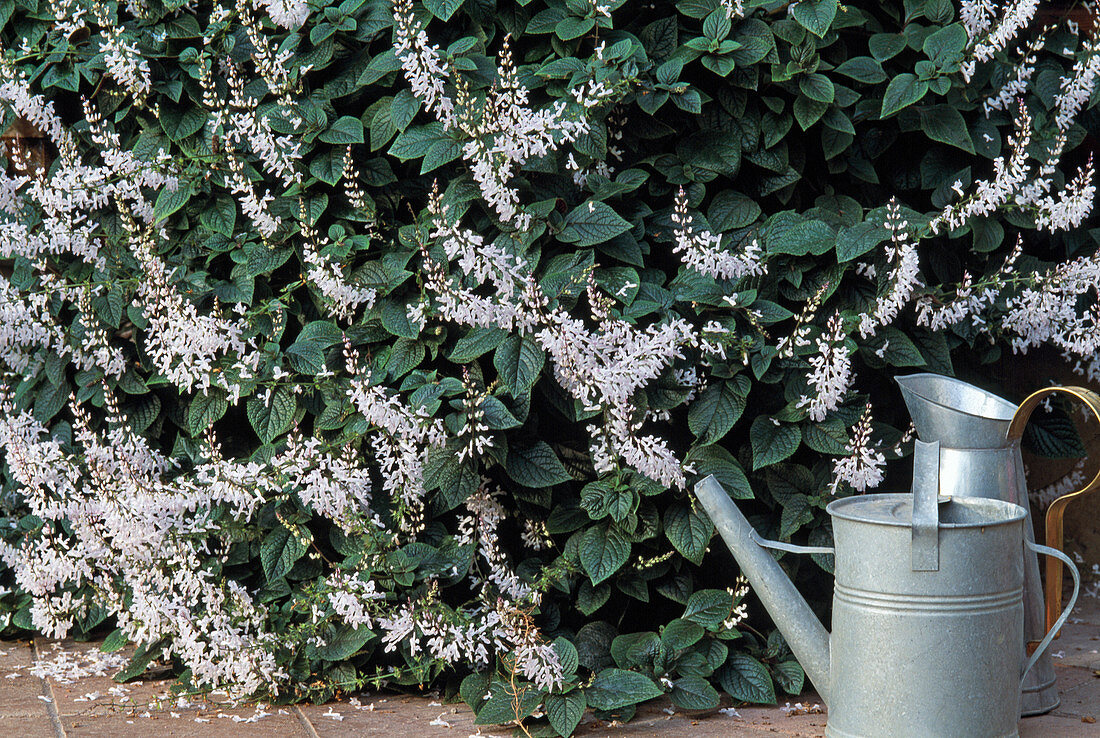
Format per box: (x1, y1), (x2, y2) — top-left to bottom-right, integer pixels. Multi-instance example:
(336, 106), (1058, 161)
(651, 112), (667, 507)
(0, 596), (1097, 737)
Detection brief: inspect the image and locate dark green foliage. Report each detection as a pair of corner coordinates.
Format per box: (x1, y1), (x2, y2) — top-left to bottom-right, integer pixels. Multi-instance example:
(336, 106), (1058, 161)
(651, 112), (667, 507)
(0, 0), (1095, 733)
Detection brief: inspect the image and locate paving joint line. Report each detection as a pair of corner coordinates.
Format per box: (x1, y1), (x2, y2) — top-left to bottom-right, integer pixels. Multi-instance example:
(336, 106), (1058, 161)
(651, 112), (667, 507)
(293, 704), (322, 738)
(31, 639), (66, 738)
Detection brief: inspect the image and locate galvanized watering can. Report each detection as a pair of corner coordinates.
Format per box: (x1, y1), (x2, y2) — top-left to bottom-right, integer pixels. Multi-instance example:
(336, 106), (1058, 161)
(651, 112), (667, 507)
(896, 373), (1100, 715)
(693, 466), (1080, 738)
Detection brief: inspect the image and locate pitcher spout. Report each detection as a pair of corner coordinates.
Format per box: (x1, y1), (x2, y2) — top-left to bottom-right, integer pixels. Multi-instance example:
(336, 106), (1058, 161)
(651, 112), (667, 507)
(692, 475), (832, 705)
(895, 373), (1017, 448)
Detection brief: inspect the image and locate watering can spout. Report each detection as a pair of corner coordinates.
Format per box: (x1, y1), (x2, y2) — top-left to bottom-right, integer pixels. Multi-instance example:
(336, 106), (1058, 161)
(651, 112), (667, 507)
(692, 476), (832, 705)
(895, 373), (1017, 448)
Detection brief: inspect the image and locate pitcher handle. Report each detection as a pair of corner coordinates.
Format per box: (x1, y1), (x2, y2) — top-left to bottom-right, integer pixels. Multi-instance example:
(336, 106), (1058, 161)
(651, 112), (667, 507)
(750, 529), (834, 556)
(1007, 386), (1100, 635)
(1020, 540), (1080, 686)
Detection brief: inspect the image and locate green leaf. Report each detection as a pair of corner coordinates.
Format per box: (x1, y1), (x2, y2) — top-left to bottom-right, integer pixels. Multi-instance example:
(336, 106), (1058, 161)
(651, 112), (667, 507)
(641, 15), (679, 60)
(664, 503), (713, 565)
(581, 480), (637, 522)
(863, 326), (927, 367)
(247, 386), (297, 444)
(559, 201), (632, 247)
(575, 621), (617, 672)
(424, 0), (464, 21)
(494, 335), (544, 393)
(611, 631), (660, 670)
(113, 642), (163, 683)
(476, 681), (543, 725)
(709, 190), (761, 230)
(673, 88), (703, 114)
(971, 217), (1004, 253)
(671, 675), (721, 710)
(546, 691), (586, 737)
(703, 8), (732, 40)
(423, 445), (480, 509)
(577, 580), (611, 615)
(791, 0), (838, 37)
(793, 95), (828, 130)
(580, 524), (631, 585)
(299, 320), (344, 344)
(421, 138), (463, 174)
(188, 391), (228, 435)
(799, 73), (835, 103)
(260, 526), (310, 582)
(750, 417), (801, 470)
(880, 73), (929, 118)
(527, 7), (567, 34)
(686, 445), (754, 499)
(370, 104), (398, 152)
(319, 116), (365, 144)
(390, 90), (419, 135)
(836, 220), (889, 261)
(701, 52), (739, 77)
(127, 395), (161, 435)
(160, 105), (207, 141)
(386, 338), (424, 378)
(153, 180), (192, 223)
(506, 441), (571, 487)
(869, 33), (907, 62)
(919, 105), (975, 154)
(316, 623), (373, 660)
(381, 298), (419, 338)
(556, 15), (595, 40)
(822, 127), (855, 160)
(33, 381), (66, 423)
(460, 673), (490, 710)
(553, 637), (580, 674)
(44, 350), (67, 387)
(93, 288), (125, 328)
(683, 589), (734, 629)
(479, 396), (520, 430)
(773, 659), (805, 695)
(586, 668), (663, 710)
(638, 87), (669, 114)
(390, 123), (448, 161)
(922, 23), (967, 68)
(767, 218), (835, 256)
(541, 250), (596, 297)
(780, 494), (814, 538)
(661, 618), (704, 651)
(287, 330), (332, 373)
(803, 419), (850, 454)
(656, 58), (683, 86)
(449, 327), (508, 363)
(688, 380), (746, 445)
(833, 56), (887, 84)
(912, 329), (954, 374)
(199, 195), (236, 237)
(100, 628), (128, 653)
(1023, 409), (1087, 458)
(718, 653), (776, 704)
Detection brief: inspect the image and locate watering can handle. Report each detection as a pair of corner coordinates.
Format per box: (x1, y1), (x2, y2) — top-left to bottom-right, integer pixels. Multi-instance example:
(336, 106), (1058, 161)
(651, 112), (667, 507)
(1020, 540), (1080, 686)
(1007, 386), (1100, 637)
(749, 529), (835, 556)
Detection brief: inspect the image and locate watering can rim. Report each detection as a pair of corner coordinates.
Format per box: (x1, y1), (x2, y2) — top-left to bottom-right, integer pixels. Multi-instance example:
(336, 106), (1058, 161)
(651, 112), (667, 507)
(894, 372), (1018, 423)
(826, 493), (1027, 529)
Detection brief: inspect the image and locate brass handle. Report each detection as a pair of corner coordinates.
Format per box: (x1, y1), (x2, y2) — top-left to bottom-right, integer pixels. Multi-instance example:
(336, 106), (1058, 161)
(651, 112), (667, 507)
(1007, 386), (1100, 642)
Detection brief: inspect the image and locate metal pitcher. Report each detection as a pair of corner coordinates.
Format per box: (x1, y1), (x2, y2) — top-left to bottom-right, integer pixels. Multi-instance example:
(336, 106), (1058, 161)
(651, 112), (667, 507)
(896, 373), (1100, 715)
(693, 466), (1080, 738)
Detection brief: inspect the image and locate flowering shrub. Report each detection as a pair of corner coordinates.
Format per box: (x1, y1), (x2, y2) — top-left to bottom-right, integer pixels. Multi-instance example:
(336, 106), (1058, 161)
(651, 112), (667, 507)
(0, 0), (1097, 732)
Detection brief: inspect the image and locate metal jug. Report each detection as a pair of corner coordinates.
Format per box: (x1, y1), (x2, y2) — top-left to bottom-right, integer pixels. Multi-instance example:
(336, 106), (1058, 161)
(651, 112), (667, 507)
(896, 373), (1100, 715)
(693, 467), (1080, 738)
